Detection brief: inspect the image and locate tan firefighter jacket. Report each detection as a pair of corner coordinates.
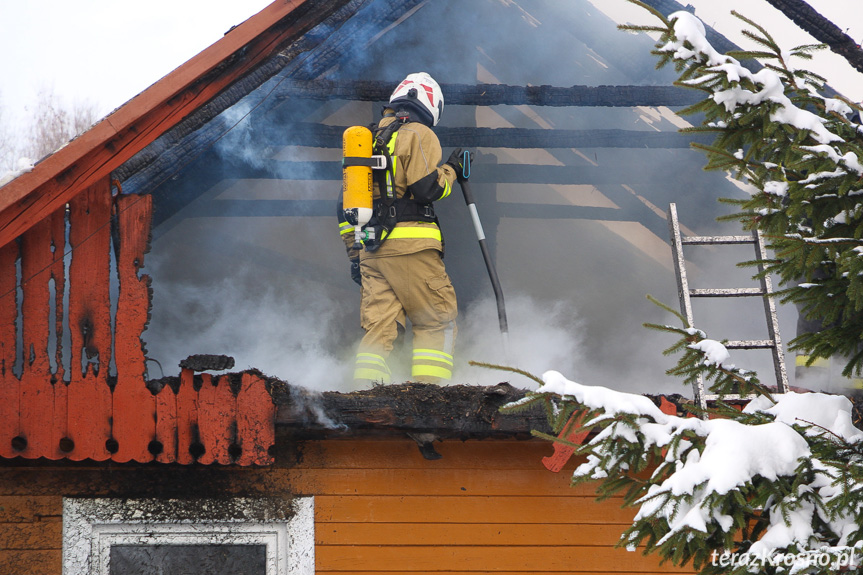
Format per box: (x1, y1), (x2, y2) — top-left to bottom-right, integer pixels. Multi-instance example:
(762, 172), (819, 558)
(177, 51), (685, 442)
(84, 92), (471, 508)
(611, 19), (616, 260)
(339, 111), (458, 260)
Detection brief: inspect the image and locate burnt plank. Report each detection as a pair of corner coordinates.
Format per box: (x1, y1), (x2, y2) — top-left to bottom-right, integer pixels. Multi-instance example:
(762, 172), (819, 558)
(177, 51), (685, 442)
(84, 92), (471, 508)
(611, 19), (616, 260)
(276, 382), (549, 439)
(269, 80), (702, 108)
(236, 372), (275, 465)
(196, 374), (237, 465)
(47, 209), (69, 458)
(66, 180), (113, 461)
(763, 0), (863, 73)
(112, 194), (156, 463)
(256, 122), (709, 149)
(176, 368), (200, 465)
(18, 217), (58, 459)
(0, 241), (20, 459)
(154, 385), (178, 464)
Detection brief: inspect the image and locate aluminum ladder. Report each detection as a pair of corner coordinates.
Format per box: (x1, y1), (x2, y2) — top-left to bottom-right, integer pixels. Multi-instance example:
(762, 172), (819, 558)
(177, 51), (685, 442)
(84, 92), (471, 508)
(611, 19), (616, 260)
(668, 203), (789, 411)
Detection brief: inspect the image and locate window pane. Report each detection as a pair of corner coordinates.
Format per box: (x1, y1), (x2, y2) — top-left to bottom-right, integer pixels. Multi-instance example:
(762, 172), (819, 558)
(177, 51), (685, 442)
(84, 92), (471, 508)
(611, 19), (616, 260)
(110, 544), (267, 575)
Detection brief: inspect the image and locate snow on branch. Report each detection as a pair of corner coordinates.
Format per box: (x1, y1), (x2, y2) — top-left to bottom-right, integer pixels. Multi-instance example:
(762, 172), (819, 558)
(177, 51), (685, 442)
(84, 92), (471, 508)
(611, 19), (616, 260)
(500, 312), (863, 573)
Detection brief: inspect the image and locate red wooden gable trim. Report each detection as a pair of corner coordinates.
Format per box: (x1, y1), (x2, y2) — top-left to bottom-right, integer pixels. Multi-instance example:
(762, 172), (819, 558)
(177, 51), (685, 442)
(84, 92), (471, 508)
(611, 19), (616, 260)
(0, 0), (313, 250)
(0, 179), (275, 464)
(541, 397), (679, 473)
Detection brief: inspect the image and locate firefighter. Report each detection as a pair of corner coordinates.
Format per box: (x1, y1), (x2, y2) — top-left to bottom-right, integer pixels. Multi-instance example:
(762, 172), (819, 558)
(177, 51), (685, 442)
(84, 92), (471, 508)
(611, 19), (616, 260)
(340, 72), (466, 384)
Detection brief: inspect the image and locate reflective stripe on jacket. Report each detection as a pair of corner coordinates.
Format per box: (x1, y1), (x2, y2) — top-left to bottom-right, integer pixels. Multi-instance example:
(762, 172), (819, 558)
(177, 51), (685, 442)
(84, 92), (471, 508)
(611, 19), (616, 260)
(364, 114), (456, 259)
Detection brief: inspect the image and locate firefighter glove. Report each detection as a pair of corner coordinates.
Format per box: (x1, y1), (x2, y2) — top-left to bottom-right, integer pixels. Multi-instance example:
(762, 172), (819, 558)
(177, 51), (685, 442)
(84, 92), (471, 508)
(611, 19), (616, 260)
(350, 258), (362, 286)
(446, 148), (467, 180)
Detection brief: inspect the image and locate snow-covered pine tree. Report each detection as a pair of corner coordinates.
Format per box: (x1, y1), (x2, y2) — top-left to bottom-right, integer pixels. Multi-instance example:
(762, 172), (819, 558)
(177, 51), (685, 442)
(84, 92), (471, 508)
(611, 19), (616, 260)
(498, 304), (863, 573)
(621, 1), (863, 377)
(501, 332), (863, 574)
(498, 4), (863, 574)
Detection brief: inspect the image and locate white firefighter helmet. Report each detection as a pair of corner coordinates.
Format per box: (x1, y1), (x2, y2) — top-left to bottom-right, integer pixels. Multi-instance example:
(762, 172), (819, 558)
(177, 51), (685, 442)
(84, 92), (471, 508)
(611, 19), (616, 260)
(389, 72), (444, 126)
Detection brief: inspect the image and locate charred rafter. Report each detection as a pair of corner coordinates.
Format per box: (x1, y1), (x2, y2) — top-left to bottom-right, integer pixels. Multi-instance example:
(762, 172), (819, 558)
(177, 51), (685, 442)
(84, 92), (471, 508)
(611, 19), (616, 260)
(174, 160), (716, 186)
(270, 80), (702, 108)
(114, 0), (424, 191)
(644, 0), (863, 77)
(762, 0), (863, 74)
(254, 122), (710, 149)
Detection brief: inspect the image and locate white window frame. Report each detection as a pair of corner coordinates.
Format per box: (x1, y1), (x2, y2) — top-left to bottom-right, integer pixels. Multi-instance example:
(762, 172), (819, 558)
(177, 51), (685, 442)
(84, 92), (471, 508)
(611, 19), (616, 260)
(62, 497), (314, 575)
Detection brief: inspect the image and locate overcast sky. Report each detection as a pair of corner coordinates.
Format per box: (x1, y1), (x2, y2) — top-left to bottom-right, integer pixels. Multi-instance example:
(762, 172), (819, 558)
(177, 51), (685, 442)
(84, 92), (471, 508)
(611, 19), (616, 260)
(0, 0), (272, 130)
(0, 0), (860, 133)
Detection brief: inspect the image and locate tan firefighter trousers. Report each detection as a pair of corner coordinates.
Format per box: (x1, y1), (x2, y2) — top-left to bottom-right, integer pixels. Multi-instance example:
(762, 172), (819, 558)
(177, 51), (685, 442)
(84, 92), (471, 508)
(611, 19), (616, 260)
(355, 248), (457, 384)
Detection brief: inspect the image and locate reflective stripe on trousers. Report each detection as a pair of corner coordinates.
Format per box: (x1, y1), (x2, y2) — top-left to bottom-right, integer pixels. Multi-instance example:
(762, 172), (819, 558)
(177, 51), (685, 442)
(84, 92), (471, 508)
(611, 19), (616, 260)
(354, 352), (391, 384)
(412, 348), (454, 381)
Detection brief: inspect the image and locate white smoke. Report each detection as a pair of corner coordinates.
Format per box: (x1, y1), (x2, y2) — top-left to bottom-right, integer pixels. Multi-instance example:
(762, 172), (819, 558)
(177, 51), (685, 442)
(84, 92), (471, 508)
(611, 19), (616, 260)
(453, 293), (585, 390)
(144, 262), (358, 392)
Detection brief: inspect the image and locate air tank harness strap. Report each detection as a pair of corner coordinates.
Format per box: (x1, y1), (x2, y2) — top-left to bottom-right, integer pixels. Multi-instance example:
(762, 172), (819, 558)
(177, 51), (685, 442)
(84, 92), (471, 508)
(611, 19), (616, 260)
(376, 197), (435, 223)
(342, 155), (387, 169)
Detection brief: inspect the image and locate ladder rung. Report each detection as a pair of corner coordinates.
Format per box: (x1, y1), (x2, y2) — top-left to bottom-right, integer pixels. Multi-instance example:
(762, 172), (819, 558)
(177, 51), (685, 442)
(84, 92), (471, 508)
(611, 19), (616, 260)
(668, 202), (789, 413)
(724, 340), (776, 349)
(703, 394), (759, 401)
(690, 287), (765, 297)
(682, 235), (754, 245)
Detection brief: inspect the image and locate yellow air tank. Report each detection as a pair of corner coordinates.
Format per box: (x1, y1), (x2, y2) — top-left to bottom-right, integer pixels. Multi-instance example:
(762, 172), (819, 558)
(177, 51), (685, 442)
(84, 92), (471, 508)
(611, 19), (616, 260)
(342, 126), (374, 248)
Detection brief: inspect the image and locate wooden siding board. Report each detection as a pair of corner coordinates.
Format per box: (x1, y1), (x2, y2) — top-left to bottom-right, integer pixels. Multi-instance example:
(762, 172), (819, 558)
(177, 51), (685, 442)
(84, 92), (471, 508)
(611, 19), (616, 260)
(177, 369), (200, 465)
(176, 368), (199, 464)
(0, 496), (62, 522)
(314, 495), (638, 524)
(0, 521), (62, 550)
(197, 373), (237, 465)
(282, 468), (599, 497)
(0, 550), (61, 575)
(49, 210), (65, 384)
(154, 385), (178, 463)
(0, 241), (19, 459)
(315, 545), (690, 572)
(542, 413), (589, 473)
(18, 218), (57, 459)
(65, 180), (113, 461)
(316, 523), (629, 547)
(292, 439), (564, 470)
(48, 210), (68, 459)
(236, 372), (275, 465)
(112, 194), (155, 463)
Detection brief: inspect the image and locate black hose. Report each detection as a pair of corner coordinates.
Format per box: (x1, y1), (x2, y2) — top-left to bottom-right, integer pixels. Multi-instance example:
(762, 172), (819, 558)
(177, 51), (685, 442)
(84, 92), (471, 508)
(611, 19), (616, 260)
(457, 170), (509, 355)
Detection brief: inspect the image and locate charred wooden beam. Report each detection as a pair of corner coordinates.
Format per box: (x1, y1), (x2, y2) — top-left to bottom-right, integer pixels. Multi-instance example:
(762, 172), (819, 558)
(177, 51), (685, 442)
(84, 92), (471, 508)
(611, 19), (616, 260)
(275, 382), (551, 439)
(641, 0), (862, 80)
(201, 160), (715, 187)
(179, 355), (236, 372)
(762, 0), (863, 74)
(258, 122), (710, 149)
(270, 80), (702, 107)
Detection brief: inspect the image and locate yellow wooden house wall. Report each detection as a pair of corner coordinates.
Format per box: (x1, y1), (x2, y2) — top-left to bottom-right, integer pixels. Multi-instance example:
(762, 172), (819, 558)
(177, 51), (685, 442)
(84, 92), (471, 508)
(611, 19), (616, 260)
(0, 438), (692, 574)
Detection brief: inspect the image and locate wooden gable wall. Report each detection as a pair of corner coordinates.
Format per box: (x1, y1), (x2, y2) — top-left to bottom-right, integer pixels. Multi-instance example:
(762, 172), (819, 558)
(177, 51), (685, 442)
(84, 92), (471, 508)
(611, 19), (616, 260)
(0, 178), (276, 464)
